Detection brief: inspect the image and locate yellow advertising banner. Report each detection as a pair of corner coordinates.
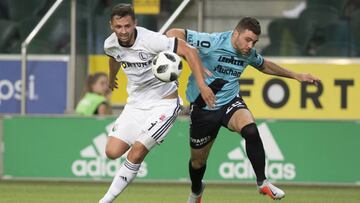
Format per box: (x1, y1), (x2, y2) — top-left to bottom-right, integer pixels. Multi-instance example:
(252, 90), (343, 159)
(240, 60), (360, 120)
(89, 56), (360, 120)
(133, 0), (160, 14)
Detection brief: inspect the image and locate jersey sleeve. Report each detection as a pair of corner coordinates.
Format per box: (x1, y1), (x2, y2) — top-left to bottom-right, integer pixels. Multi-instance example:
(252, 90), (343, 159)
(146, 32), (178, 53)
(104, 47), (115, 59)
(185, 29), (212, 53)
(103, 34), (117, 59)
(248, 49), (265, 70)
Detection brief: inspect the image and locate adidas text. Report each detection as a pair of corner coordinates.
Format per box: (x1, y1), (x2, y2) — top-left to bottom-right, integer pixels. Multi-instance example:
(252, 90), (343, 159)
(219, 159), (296, 180)
(71, 158), (148, 177)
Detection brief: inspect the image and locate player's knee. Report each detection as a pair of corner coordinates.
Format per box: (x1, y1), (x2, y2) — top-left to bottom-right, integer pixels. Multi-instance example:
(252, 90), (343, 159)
(126, 143), (149, 164)
(190, 158), (206, 169)
(105, 148), (120, 160)
(240, 123), (261, 144)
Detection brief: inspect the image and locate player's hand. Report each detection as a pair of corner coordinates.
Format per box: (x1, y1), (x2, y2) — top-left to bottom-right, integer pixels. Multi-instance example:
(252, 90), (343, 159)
(199, 85), (216, 109)
(296, 73), (321, 86)
(109, 76), (118, 91)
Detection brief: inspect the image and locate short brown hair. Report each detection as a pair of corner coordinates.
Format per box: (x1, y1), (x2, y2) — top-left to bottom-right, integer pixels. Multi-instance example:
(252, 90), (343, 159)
(236, 17), (261, 35)
(111, 3), (135, 21)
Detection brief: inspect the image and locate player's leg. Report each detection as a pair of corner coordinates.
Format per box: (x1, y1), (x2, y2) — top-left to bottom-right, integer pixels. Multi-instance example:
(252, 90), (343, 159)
(227, 106), (284, 200)
(104, 105), (140, 160)
(105, 136), (130, 160)
(227, 108), (266, 183)
(188, 104), (222, 203)
(188, 140), (215, 203)
(99, 141), (148, 203)
(101, 96), (181, 202)
(219, 96), (267, 184)
(99, 106), (144, 203)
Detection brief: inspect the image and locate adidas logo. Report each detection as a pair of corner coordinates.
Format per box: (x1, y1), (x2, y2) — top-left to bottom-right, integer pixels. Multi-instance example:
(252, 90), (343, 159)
(71, 122), (148, 178)
(219, 123), (296, 180)
(120, 175), (128, 182)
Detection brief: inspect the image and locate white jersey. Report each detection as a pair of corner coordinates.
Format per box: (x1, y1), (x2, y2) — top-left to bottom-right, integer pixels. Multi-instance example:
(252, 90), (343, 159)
(104, 26), (178, 107)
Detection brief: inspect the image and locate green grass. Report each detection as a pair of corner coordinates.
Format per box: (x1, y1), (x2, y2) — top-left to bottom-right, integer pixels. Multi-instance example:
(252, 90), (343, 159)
(0, 181), (359, 203)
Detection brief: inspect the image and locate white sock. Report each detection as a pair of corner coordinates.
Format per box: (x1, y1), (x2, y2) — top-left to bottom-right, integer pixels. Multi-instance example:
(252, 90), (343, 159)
(99, 159), (140, 203)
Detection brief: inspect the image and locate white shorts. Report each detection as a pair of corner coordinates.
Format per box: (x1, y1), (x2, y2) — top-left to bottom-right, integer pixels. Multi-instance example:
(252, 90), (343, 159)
(109, 98), (181, 150)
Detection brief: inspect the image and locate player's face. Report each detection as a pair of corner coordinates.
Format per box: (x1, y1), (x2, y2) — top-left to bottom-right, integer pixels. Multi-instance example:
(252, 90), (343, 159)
(110, 15), (137, 46)
(233, 29), (259, 55)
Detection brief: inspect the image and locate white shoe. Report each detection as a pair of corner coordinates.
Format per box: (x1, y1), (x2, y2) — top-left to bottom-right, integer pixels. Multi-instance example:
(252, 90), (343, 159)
(98, 198), (109, 203)
(258, 180), (285, 200)
(99, 198), (111, 203)
(99, 195), (114, 203)
(187, 182), (205, 203)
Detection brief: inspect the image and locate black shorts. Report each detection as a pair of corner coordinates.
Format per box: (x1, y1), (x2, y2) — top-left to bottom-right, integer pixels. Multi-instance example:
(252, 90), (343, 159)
(189, 95), (248, 149)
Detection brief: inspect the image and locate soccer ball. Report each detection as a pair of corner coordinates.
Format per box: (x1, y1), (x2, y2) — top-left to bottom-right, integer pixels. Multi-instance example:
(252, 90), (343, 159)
(151, 51), (182, 82)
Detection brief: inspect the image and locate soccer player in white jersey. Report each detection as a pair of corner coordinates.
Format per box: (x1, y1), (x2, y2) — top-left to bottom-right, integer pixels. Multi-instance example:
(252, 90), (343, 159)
(167, 17), (320, 202)
(98, 4), (215, 203)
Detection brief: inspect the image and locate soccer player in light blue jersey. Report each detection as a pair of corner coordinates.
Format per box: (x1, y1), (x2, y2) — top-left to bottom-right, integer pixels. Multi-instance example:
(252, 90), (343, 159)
(166, 17), (320, 202)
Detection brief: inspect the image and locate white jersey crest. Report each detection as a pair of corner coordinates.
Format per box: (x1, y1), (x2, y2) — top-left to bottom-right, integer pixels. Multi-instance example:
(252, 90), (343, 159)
(104, 26), (178, 106)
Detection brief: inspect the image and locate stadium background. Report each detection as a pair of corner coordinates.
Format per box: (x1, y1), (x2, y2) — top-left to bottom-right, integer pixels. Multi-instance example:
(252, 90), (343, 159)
(0, 0), (360, 202)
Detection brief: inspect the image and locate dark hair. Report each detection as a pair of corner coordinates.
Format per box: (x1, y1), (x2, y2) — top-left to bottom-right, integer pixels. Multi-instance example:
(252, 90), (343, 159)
(110, 3), (135, 21)
(235, 17), (261, 35)
(86, 72), (108, 93)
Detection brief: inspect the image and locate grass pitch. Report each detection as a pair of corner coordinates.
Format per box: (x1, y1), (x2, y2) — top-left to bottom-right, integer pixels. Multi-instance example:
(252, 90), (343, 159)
(0, 181), (359, 203)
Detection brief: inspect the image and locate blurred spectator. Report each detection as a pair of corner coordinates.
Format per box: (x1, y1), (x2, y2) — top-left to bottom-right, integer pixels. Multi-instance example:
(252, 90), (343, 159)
(75, 72), (112, 116)
(344, 0), (360, 16)
(283, 1), (306, 18)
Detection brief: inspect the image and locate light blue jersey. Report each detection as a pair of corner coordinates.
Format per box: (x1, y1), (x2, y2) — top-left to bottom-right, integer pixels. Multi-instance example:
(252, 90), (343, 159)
(186, 29), (264, 110)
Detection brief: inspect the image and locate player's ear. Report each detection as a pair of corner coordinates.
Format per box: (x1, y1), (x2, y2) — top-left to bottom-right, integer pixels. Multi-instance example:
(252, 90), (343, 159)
(109, 20), (113, 30)
(134, 19), (138, 26)
(233, 29), (240, 38)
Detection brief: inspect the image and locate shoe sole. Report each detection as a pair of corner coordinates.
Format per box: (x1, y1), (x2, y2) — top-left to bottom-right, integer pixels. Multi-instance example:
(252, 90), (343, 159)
(259, 187), (285, 200)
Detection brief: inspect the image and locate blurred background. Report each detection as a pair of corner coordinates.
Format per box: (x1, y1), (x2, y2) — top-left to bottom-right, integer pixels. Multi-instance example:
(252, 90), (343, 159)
(1, 0), (360, 113)
(0, 0), (360, 193)
(1, 0), (360, 55)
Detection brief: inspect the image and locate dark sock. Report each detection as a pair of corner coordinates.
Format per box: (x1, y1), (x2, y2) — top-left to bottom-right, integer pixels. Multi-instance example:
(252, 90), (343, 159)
(240, 123), (266, 185)
(189, 160), (206, 194)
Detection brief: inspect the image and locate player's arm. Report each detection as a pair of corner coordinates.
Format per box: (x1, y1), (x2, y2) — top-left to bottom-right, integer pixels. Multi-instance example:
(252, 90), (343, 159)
(108, 57), (121, 90)
(177, 39), (215, 108)
(167, 28), (212, 78)
(166, 28), (186, 40)
(167, 29), (215, 108)
(260, 59), (320, 84)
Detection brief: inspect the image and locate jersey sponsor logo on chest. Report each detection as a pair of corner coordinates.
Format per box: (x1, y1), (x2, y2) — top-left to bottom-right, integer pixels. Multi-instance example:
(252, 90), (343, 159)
(218, 56), (244, 66)
(213, 65), (242, 77)
(121, 60), (152, 69)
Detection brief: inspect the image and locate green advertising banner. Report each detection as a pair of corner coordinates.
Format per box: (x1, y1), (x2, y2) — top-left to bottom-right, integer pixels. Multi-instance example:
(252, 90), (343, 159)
(2, 116), (360, 185)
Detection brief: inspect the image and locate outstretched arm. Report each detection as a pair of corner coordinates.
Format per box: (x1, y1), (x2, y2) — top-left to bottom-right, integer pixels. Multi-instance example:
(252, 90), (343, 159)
(260, 59), (320, 84)
(167, 28), (215, 108)
(109, 57), (121, 91)
(166, 28), (186, 40)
